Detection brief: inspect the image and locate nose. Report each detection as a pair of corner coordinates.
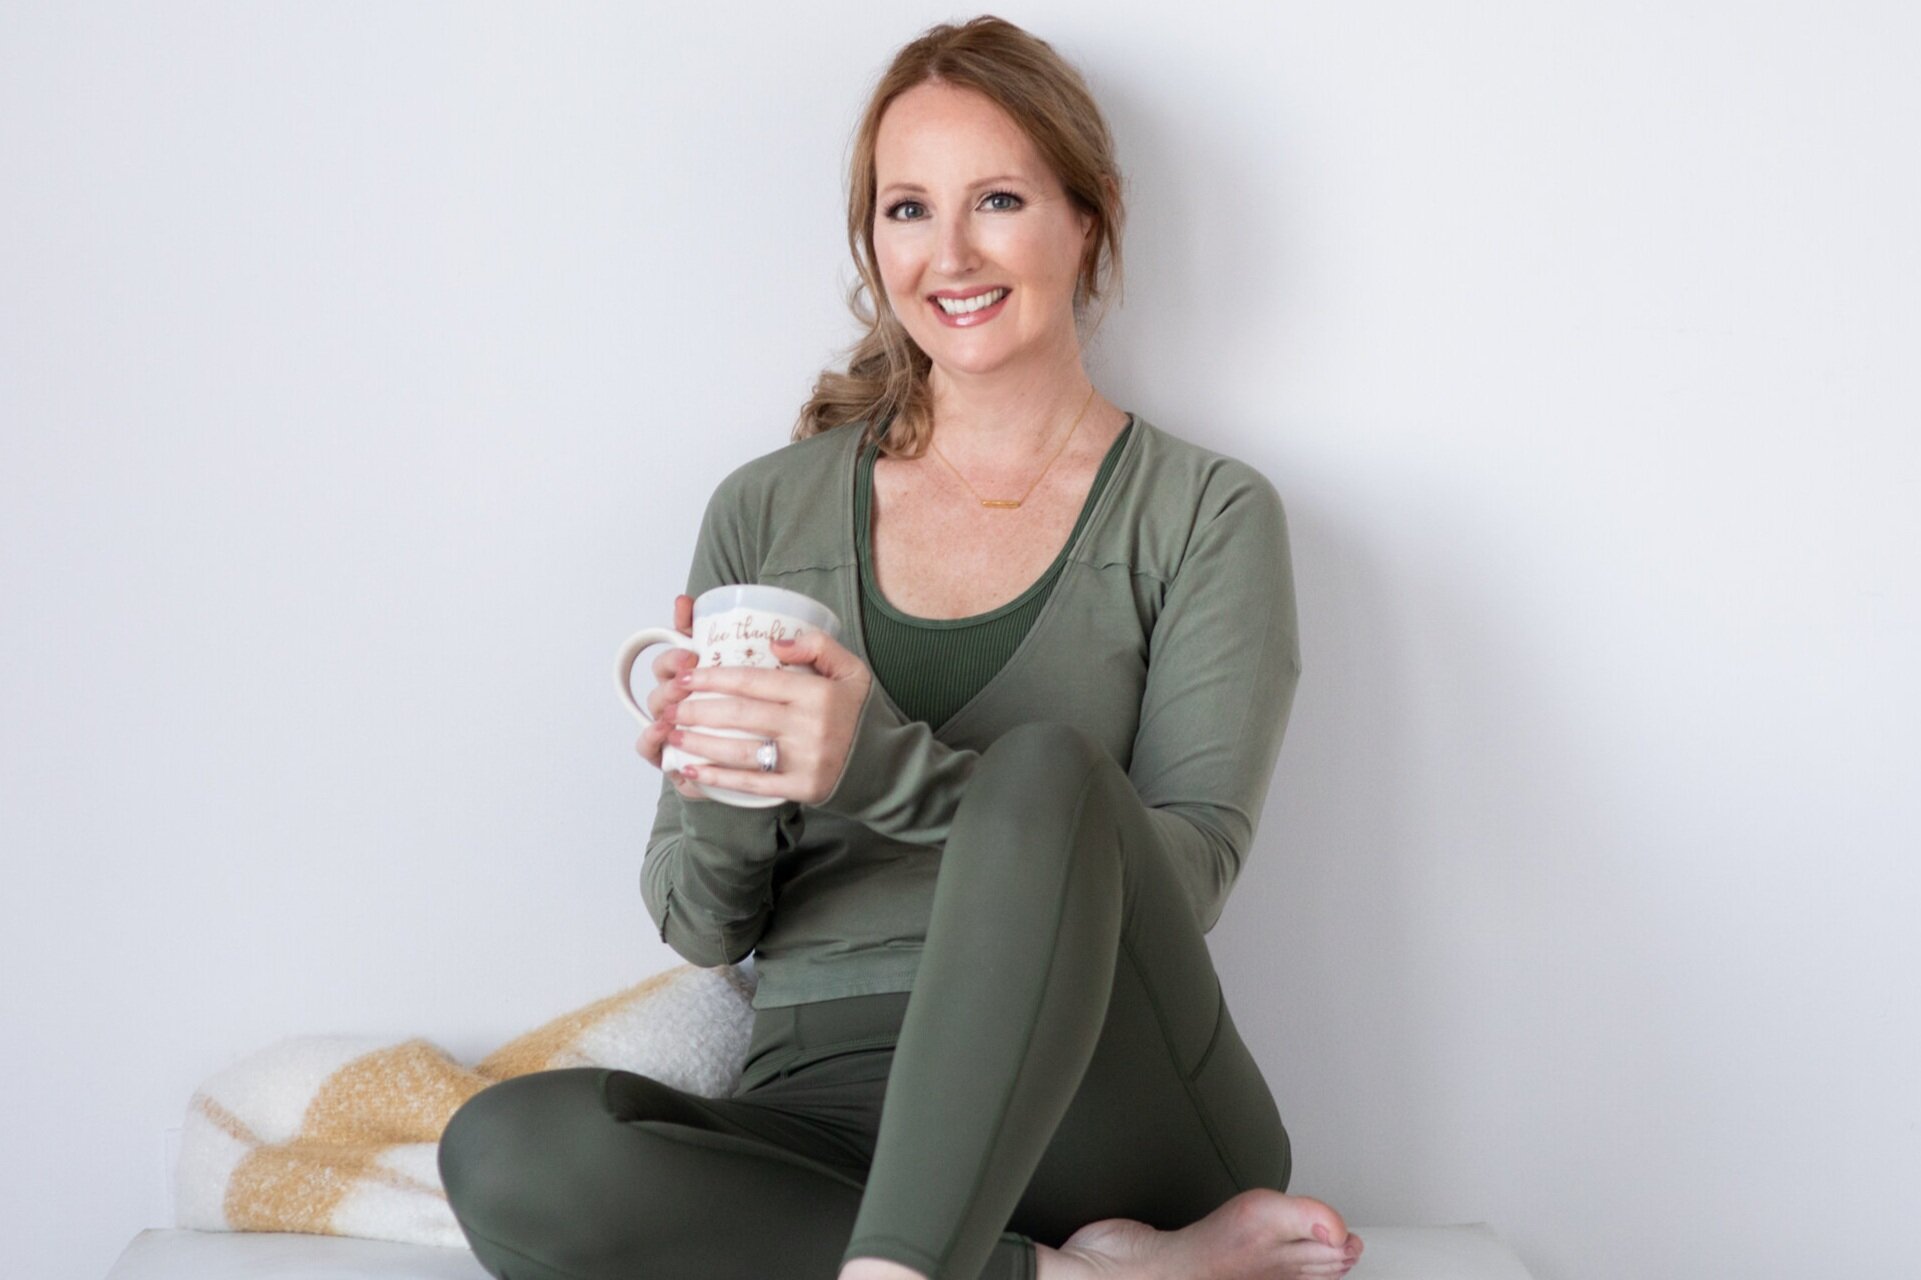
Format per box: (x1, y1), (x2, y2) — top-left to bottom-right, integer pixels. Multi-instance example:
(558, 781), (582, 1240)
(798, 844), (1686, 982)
(933, 211), (980, 278)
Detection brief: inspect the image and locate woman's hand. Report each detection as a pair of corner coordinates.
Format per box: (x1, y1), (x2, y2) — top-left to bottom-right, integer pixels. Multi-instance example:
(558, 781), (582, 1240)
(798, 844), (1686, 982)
(666, 628), (873, 806)
(632, 594), (706, 801)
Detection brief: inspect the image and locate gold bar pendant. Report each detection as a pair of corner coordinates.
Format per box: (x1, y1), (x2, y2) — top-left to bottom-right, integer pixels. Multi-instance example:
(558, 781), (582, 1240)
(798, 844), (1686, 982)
(982, 499), (1021, 508)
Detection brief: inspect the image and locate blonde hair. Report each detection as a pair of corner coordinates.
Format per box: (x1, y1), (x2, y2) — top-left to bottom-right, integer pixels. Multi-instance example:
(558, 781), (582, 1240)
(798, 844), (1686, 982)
(791, 15), (1126, 459)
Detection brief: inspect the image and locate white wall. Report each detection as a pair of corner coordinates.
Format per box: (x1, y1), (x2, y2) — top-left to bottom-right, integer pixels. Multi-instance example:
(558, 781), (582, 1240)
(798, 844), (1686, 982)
(3, 4), (1914, 1278)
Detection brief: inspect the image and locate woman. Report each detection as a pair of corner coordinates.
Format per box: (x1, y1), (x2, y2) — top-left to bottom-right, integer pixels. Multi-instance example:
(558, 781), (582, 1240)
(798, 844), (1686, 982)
(438, 16), (1362, 1280)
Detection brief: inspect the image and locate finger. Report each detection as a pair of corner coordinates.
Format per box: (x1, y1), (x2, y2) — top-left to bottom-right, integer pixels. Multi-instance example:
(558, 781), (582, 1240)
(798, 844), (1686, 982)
(675, 594), (693, 636)
(647, 666), (707, 719)
(650, 646), (700, 693)
(668, 728), (751, 772)
(634, 722), (671, 768)
(678, 761), (777, 800)
(671, 692), (785, 738)
(669, 726), (786, 773)
(768, 632), (818, 672)
(769, 628), (863, 680)
(645, 685), (679, 721)
(681, 663), (807, 705)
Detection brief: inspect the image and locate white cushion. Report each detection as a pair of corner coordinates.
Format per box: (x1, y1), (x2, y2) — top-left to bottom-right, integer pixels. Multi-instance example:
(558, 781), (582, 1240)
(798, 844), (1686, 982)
(1345, 1225), (1536, 1278)
(107, 1223), (1532, 1279)
(106, 1231), (490, 1279)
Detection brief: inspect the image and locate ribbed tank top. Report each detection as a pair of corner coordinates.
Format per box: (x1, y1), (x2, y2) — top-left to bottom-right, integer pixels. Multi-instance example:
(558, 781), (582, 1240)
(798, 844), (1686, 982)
(855, 418), (1134, 729)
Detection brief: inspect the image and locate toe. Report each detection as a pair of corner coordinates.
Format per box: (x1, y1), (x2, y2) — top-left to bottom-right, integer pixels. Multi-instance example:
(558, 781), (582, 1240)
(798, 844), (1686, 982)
(1234, 1189), (1348, 1249)
(1299, 1199), (1350, 1249)
(1278, 1239), (1358, 1276)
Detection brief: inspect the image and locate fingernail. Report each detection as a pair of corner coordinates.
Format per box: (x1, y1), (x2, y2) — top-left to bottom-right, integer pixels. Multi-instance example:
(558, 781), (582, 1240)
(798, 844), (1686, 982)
(1313, 1225), (1332, 1245)
(682, 766), (698, 779)
(679, 672), (693, 685)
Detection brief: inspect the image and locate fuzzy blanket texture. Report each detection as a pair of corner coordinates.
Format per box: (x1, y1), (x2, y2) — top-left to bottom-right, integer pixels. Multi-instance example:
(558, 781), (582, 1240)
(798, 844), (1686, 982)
(173, 962), (758, 1247)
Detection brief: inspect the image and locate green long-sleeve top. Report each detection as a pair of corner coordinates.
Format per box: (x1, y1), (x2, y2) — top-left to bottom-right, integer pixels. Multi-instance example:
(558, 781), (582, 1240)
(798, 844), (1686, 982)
(641, 413), (1303, 1010)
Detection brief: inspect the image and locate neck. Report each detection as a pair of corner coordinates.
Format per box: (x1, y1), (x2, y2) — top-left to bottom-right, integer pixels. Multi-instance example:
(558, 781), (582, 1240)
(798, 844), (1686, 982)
(925, 349), (1101, 463)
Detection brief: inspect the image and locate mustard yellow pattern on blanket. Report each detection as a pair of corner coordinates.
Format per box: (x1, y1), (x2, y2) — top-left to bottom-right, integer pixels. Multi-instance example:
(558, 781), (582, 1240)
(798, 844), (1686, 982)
(173, 963), (756, 1246)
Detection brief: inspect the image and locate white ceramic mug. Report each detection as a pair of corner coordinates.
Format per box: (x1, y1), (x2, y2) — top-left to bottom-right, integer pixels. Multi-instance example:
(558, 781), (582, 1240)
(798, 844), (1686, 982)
(616, 583), (843, 808)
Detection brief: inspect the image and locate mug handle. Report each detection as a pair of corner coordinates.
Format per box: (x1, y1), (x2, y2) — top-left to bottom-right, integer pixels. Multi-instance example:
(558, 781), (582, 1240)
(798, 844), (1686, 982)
(615, 627), (701, 726)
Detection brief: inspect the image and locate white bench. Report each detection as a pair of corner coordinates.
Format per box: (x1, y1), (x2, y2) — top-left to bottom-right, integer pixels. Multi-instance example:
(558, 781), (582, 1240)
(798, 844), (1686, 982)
(106, 1223), (1535, 1279)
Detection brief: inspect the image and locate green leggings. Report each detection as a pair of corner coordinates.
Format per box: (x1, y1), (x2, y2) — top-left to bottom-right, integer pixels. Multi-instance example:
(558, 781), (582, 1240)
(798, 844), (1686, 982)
(437, 721), (1291, 1280)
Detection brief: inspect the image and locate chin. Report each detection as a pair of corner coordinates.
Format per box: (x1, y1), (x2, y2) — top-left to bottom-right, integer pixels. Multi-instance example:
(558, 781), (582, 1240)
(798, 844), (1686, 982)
(930, 347), (1018, 379)
(923, 325), (1029, 367)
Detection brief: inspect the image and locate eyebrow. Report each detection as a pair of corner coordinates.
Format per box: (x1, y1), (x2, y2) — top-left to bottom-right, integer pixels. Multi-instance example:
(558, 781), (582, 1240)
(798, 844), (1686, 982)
(878, 174), (1031, 198)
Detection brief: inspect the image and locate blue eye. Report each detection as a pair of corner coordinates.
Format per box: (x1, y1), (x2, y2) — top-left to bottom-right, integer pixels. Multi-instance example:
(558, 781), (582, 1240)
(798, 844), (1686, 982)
(882, 190), (1024, 221)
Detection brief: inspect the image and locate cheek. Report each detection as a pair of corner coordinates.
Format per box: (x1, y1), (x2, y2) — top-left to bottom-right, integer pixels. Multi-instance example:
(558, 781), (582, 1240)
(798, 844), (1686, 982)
(873, 235), (919, 297)
(1044, 228), (1088, 288)
(991, 226), (1078, 293)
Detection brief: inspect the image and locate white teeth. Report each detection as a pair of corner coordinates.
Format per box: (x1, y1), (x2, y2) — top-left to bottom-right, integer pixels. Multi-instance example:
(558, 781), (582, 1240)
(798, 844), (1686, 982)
(934, 287), (1007, 315)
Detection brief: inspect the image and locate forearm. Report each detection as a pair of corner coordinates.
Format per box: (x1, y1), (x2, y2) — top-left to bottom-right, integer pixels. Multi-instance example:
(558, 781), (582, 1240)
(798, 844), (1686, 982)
(641, 782), (797, 967)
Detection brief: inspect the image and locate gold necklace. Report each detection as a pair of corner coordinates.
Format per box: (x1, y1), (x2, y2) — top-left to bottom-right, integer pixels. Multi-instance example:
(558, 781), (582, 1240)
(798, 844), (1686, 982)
(927, 384), (1098, 509)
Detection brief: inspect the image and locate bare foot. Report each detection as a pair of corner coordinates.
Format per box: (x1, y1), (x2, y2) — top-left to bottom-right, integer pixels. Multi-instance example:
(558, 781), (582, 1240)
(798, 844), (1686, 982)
(1041, 1189), (1364, 1280)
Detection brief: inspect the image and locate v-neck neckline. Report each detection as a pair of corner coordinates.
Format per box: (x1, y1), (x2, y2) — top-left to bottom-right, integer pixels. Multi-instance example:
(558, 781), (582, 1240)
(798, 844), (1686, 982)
(839, 411), (1144, 740)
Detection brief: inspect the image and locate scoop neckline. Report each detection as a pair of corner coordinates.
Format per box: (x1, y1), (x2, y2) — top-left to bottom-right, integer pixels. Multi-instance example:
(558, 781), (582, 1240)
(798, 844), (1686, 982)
(839, 411), (1147, 741)
(857, 415), (1135, 630)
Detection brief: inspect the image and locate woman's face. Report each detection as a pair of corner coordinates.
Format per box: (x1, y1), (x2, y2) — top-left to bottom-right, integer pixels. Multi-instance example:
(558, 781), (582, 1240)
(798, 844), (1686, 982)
(871, 80), (1093, 384)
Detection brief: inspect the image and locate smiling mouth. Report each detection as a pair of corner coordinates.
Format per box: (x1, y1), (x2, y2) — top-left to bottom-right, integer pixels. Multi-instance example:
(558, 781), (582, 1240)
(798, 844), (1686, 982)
(929, 287), (1011, 322)
(933, 286), (1021, 324)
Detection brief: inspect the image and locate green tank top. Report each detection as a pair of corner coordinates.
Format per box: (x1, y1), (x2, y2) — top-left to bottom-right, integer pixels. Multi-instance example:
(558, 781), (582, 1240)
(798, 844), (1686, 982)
(855, 418), (1134, 729)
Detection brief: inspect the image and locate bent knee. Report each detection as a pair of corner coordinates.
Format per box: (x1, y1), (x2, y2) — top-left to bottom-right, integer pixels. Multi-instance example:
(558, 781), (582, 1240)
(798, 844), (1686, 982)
(977, 720), (1111, 794)
(438, 1067), (609, 1213)
(955, 722), (1126, 865)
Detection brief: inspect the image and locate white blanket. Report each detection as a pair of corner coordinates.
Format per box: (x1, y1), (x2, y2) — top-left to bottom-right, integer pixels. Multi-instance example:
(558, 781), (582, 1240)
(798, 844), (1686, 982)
(173, 962), (756, 1247)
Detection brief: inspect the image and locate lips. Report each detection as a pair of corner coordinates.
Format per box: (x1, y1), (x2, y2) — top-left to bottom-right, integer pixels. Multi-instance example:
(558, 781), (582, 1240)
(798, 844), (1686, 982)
(928, 286), (1012, 327)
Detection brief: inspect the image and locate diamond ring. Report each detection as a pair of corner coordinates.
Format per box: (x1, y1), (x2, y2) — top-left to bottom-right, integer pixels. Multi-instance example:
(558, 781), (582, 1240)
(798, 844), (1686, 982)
(755, 738), (779, 773)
